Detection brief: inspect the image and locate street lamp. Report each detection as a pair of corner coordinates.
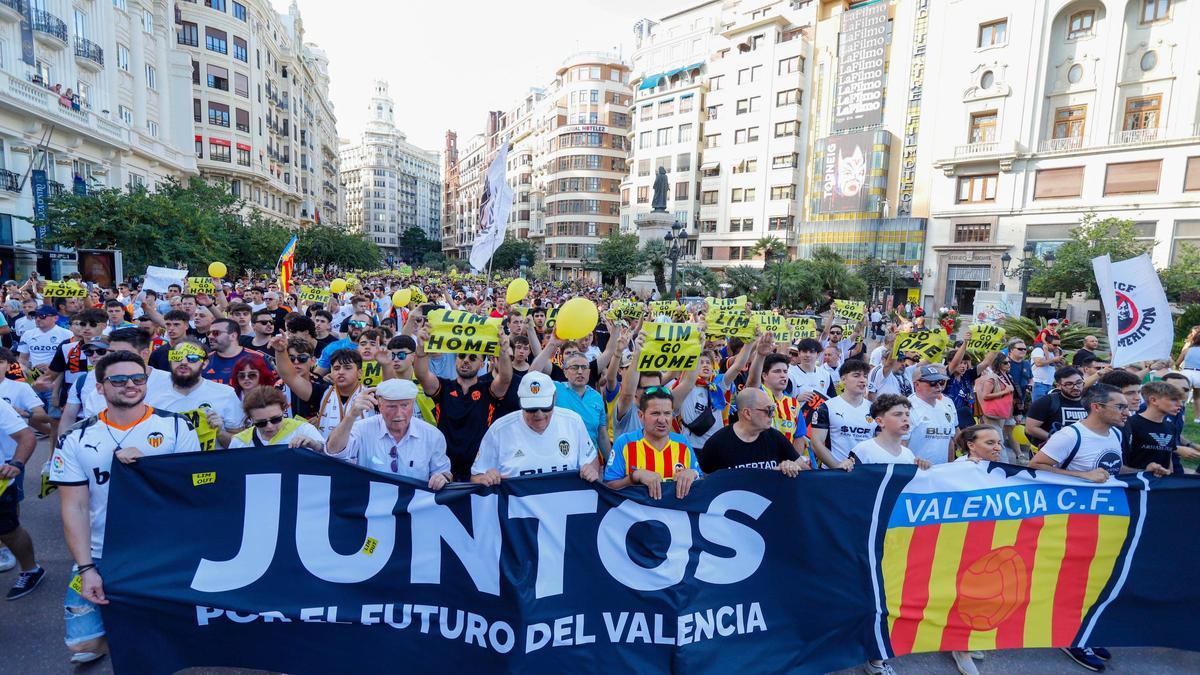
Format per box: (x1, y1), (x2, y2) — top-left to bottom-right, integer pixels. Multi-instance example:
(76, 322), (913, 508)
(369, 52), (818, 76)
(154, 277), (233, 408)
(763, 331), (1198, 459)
(999, 242), (1053, 311)
(519, 255), (528, 279)
(767, 248), (785, 308)
(664, 221), (689, 300)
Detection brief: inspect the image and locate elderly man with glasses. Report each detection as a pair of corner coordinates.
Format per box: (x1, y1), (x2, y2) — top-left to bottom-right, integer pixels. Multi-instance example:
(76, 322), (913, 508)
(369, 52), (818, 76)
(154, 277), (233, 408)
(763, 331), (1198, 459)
(905, 365), (959, 466)
(699, 388), (807, 476)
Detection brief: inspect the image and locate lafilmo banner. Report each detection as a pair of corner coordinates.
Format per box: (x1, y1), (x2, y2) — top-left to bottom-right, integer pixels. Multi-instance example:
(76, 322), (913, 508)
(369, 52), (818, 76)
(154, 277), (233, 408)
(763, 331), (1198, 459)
(100, 448), (1200, 674)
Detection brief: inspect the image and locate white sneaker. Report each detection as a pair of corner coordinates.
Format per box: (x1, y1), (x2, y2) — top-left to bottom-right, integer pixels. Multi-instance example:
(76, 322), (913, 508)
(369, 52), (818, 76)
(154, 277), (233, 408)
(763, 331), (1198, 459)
(69, 651), (105, 664)
(953, 651), (980, 675)
(863, 661), (897, 675)
(970, 651), (986, 660)
(0, 547), (15, 573)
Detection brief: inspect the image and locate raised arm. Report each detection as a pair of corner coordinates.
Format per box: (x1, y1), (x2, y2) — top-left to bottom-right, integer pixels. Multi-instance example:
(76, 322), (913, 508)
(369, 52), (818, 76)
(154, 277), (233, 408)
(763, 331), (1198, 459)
(529, 333), (564, 375)
(488, 331), (513, 399)
(412, 325), (442, 397)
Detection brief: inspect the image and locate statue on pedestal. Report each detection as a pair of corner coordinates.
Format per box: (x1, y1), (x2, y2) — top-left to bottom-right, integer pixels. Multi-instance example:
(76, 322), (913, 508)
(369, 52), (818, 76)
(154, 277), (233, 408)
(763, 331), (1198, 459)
(651, 166), (669, 213)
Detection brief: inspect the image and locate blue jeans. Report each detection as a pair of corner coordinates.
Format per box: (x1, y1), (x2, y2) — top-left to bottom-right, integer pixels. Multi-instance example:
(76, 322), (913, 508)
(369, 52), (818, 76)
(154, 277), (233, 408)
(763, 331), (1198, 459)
(1032, 382), (1052, 403)
(64, 562), (106, 647)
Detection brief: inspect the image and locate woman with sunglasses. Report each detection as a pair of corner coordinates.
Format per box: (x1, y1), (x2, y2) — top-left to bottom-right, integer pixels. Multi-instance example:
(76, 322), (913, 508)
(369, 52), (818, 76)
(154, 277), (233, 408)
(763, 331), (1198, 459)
(229, 387), (323, 450)
(232, 357), (277, 401)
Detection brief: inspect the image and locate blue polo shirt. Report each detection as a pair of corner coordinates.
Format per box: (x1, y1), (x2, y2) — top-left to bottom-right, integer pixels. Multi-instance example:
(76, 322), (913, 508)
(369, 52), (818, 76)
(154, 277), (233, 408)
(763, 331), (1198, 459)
(554, 381), (607, 447)
(317, 337), (356, 369)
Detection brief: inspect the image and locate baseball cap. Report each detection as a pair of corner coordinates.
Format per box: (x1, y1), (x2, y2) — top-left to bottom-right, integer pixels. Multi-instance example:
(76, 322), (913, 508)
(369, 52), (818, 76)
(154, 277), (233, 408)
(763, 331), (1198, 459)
(518, 371), (555, 410)
(916, 365), (949, 383)
(1047, 318), (1059, 325)
(83, 337), (109, 350)
(377, 378), (418, 401)
(35, 305), (57, 318)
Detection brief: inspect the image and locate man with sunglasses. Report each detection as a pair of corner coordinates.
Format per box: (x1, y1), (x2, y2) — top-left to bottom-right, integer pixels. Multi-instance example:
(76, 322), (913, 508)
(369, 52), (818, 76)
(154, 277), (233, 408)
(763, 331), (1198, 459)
(700, 388), (807, 476)
(383, 335), (435, 423)
(203, 319), (272, 386)
(326, 379), (452, 489)
(47, 309), (108, 416)
(472, 371), (597, 485)
(905, 366), (958, 465)
(247, 309), (278, 352)
(50, 351), (200, 665)
(146, 339), (244, 451)
(271, 335), (329, 423)
(414, 325), (512, 481)
(17, 306), (73, 412)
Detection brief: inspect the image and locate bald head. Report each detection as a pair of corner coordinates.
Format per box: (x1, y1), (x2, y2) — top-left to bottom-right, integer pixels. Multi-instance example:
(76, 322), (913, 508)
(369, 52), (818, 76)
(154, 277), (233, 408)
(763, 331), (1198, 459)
(735, 388), (773, 433)
(736, 387), (769, 410)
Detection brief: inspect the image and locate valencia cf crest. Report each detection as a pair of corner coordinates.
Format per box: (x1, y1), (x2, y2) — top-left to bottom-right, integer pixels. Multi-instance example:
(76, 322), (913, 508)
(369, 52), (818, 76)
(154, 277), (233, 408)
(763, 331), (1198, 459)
(558, 439), (570, 456)
(146, 432), (165, 448)
(674, 462), (686, 475)
(530, 381), (542, 395)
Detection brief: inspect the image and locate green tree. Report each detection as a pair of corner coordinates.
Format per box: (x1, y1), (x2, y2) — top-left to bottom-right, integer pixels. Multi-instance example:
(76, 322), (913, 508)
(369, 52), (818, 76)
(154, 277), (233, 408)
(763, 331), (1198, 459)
(597, 232), (645, 285)
(803, 247), (869, 303)
(750, 236), (787, 262)
(1028, 214), (1152, 298)
(396, 227), (440, 264)
(421, 251), (448, 270)
(1160, 242), (1200, 302)
(677, 264), (719, 296)
(529, 261), (551, 280)
(490, 237), (539, 271)
(723, 266), (764, 298)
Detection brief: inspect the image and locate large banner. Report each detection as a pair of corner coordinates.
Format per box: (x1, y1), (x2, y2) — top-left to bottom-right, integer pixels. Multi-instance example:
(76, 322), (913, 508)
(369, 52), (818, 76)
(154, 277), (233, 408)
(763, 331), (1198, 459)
(1092, 254), (1172, 367)
(832, 0), (889, 131)
(100, 449), (1200, 674)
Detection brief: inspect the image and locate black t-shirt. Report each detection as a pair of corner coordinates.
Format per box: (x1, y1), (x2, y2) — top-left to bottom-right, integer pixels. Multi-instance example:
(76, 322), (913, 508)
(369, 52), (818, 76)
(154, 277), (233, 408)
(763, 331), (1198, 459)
(1027, 391), (1087, 441)
(699, 425), (800, 474)
(431, 374), (500, 480)
(237, 334), (257, 349)
(1072, 348), (1096, 366)
(268, 307), (290, 333)
(147, 343), (172, 372)
(315, 334), (339, 359)
(286, 377), (330, 422)
(1123, 413), (1182, 474)
(494, 368), (529, 420)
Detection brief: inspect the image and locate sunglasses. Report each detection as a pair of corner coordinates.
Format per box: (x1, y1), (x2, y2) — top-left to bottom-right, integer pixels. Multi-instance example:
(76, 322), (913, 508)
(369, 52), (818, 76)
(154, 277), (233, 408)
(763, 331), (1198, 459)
(72, 321), (101, 327)
(457, 354), (480, 362)
(105, 373), (149, 386)
(348, 320), (368, 328)
(83, 347), (108, 357)
(255, 319), (275, 325)
(643, 385), (671, 395)
(207, 330), (226, 337)
(391, 351), (411, 361)
(523, 406), (554, 414)
(237, 371), (260, 379)
(252, 415), (285, 428)
(170, 353), (204, 364)
(288, 353), (312, 363)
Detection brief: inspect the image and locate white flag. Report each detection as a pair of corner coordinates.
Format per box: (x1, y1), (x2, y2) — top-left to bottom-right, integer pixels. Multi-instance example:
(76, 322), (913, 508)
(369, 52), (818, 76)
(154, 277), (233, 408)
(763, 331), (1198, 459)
(468, 140), (514, 273)
(1092, 253), (1172, 367)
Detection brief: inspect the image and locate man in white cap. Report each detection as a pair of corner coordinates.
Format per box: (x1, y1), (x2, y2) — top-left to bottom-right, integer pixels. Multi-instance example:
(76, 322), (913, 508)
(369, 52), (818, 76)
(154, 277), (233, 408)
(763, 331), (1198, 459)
(471, 371), (598, 484)
(325, 378), (452, 490)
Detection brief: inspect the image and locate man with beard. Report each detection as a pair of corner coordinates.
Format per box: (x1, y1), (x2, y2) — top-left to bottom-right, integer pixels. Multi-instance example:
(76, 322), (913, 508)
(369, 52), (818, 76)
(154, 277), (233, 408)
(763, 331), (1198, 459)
(49, 351), (199, 664)
(145, 339), (243, 451)
(414, 326), (512, 480)
(203, 319), (272, 386)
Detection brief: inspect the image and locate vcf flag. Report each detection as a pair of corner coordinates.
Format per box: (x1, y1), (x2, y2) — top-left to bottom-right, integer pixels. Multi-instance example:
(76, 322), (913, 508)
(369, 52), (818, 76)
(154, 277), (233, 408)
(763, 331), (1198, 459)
(277, 234), (298, 293)
(877, 461), (1137, 657)
(1092, 253), (1171, 367)
(468, 139), (514, 272)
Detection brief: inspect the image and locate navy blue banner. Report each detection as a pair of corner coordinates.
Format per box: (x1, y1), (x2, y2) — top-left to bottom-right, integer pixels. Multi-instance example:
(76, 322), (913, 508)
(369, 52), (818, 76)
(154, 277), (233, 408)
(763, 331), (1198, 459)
(99, 448), (1200, 674)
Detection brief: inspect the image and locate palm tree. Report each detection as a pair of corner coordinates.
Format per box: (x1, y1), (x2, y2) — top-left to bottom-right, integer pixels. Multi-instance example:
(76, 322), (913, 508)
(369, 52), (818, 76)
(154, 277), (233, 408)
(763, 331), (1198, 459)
(751, 236), (787, 263)
(640, 240), (669, 296)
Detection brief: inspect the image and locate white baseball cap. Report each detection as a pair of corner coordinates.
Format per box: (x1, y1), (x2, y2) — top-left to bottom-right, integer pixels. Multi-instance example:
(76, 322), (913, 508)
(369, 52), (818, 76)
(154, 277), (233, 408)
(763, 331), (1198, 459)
(518, 371), (555, 410)
(376, 378), (418, 401)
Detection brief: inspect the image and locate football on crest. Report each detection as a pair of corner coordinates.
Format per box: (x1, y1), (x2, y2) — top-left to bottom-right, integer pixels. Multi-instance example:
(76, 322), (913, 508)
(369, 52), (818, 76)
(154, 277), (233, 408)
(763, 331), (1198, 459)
(955, 546), (1028, 631)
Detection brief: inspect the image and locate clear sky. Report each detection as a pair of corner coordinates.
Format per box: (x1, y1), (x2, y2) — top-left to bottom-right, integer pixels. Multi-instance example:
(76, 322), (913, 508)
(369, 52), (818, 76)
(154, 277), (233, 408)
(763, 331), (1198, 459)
(278, 0), (685, 153)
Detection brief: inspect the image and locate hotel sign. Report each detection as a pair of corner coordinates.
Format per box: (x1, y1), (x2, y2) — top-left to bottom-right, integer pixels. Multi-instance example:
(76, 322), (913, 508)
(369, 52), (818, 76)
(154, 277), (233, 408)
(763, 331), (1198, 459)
(563, 125), (608, 134)
(832, 1), (889, 132)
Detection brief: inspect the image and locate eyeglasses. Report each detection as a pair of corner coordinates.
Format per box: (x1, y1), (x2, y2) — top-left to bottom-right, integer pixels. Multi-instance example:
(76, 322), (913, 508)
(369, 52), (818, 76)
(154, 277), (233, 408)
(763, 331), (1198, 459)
(391, 351), (412, 361)
(237, 371), (260, 380)
(288, 353), (312, 363)
(252, 415), (285, 428)
(523, 406), (554, 414)
(565, 364), (589, 371)
(1098, 403), (1130, 412)
(1060, 379), (1084, 388)
(105, 373), (148, 386)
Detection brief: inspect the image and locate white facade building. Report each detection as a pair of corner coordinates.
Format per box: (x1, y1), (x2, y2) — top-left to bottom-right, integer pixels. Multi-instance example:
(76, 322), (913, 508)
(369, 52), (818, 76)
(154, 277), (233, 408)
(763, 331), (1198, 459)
(923, 0), (1200, 313)
(0, 0), (196, 277)
(340, 79), (440, 259)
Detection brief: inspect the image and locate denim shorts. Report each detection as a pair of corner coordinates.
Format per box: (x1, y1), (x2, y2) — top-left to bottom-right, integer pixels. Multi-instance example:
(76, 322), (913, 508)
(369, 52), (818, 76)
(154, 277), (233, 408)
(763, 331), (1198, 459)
(64, 562), (106, 647)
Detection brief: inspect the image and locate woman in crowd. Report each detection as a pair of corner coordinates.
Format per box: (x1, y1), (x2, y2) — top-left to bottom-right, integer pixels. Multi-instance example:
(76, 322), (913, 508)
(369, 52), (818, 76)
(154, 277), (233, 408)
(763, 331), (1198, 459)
(229, 386), (324, 449)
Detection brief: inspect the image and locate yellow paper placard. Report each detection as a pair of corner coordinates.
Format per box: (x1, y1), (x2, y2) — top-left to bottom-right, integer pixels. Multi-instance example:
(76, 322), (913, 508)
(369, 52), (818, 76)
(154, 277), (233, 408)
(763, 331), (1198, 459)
(833, 299), (866, 324)
(788, 317), (818, 341)
(299, 285), (330, 303)
(706, 295), (748, 312)
(187, 277), (215, 295)
(892, 329), (950, 362)
(362, 537), (379, 555)
(191, 471), (216, 486)
(42, 281), (87, 298)
(707, 310), (755, 339)
(181, 406), (219, 452)
(605, 300), (646, 323)
(69, 574), (83, 595)
(638, 322), (702, 372)
(648, 301), (687, 322)
(751, 311), (784, 337)
(425, 309), (502, 356)
(966, 323), (1006, 354)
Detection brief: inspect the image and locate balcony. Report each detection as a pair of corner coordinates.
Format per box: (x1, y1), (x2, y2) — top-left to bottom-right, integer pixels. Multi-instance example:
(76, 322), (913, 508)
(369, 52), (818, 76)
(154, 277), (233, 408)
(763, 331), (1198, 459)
(48, 180), (65, 198)
(1035, 125), (1200, 156)
(0, 0), (24, 22)
(1037, 136), (1084, 153)
(31, 9), (68, 48)
(74, 37), (104, 71)
(1110, 127), (1162, 145)
(0, 168), (19, 194)
(934, 139), (1020, 175)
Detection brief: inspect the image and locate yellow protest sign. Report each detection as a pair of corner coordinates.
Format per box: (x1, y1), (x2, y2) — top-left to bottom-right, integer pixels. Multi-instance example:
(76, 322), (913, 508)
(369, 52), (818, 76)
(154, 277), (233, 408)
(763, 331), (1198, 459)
(425, 309), (502, 356)
(751, 311), (784, 337)
(706, 295), (747, 312)
(410, 286), (428, 305)
(543, 307), (560, 331)
(360, 360), (384, 387)
(605, 300), (645, 323)
(180, 406), (219, 452)
(833, 299), (866, 324)
(638, 322), (702, 372)
(648, 301), (687, 321)
(788, 317), (818, 341)
(892, 329), (950, 362)
(42, 281), (87, 298)
(187, 277), (215, 295)
(708, 310), (755, 339)
(298, 285), (330, 303)
(966, 324), (1006, 354)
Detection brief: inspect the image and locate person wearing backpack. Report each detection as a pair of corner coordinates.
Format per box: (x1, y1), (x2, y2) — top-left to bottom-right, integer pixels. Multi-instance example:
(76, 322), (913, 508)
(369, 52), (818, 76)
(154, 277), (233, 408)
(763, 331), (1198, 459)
(1028, 382), (1150, 674)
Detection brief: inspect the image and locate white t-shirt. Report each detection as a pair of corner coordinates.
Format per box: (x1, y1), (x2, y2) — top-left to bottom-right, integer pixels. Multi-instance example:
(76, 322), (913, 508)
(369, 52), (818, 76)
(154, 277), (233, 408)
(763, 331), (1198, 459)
(1039, 423), (1124, 476)
(868, 365), (915, 398)
(0, 399), (29, 462)
(13, 315), (36, 340)
(472, 407), (597, 477)
(49, 407), (201, 557)
(851, 438), (917, 465)
(788, 365), (832, 399)
(678, 378), (726, 450)
(869, 345), (887, 367)
(0, 377), (44, 414)
(145, 379), (244, 451)
(17, 325), (74, 367)
(812, 395), (876, 463)
(69, 369), (174, 421)
(1030, 347), (1057, 384)
(905, 394), (959, 465)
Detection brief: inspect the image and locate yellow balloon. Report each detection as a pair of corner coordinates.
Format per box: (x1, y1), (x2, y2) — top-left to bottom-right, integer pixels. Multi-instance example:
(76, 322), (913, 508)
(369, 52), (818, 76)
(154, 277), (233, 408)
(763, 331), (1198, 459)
(506, 278), (529, 305)
(392, 288), (412, 308)
(555, 298), (599, 340)
(1011, 424), (1029, 447)
(208, 261), (227, 278)
(330, 278), (347, 294)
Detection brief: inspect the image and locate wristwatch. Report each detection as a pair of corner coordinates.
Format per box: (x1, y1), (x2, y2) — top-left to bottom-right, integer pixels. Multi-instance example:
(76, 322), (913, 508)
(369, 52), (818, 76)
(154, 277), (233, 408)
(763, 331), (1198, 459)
(5, 459), (24, 470)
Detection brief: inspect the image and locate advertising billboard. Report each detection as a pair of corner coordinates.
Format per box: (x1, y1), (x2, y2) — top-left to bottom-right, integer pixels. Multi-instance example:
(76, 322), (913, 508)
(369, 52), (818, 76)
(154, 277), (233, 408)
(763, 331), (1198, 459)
(832, 1), (889, 132)
(815, 130), (890, 214)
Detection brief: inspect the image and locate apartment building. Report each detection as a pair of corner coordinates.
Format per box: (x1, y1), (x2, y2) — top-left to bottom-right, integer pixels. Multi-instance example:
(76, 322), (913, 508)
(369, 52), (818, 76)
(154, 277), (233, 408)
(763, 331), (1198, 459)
(340, 80), (440, 259)
(176, 0), (339, 226)
(0, 0), (196, 277)
(923, 0), (1200, 312)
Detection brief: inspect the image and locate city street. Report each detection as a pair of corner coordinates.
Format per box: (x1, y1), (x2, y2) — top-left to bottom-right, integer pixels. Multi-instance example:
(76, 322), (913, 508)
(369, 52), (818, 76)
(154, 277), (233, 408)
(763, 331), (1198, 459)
(4, 438), (1199, 675)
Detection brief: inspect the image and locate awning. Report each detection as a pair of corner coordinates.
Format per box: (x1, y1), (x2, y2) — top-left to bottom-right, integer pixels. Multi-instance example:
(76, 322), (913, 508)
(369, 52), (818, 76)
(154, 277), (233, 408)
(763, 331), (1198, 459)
(700, 162), (719, 171)
(638, 73), (665, 90)
(236, 143), (251, 151)
(665, 62), (704, 78)
(210, 138), (231, 147)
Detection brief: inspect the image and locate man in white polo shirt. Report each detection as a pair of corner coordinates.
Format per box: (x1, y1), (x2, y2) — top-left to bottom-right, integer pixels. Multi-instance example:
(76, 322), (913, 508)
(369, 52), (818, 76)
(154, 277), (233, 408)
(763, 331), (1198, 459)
(324, 378), (452, 490)
(471, 371), (598, 484)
